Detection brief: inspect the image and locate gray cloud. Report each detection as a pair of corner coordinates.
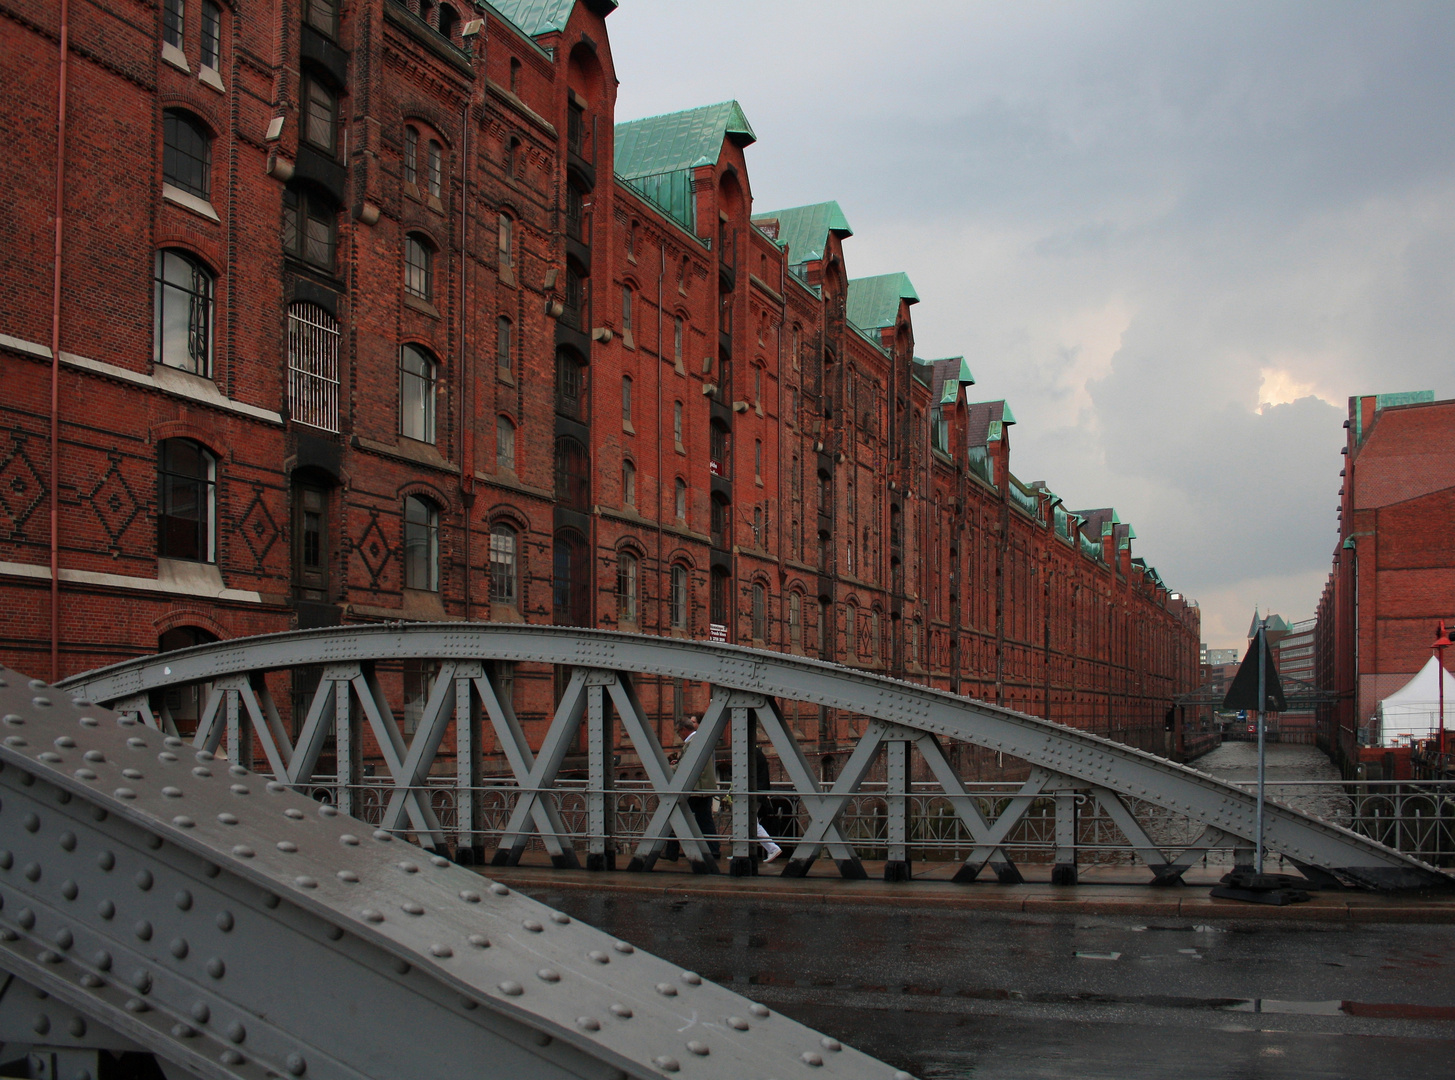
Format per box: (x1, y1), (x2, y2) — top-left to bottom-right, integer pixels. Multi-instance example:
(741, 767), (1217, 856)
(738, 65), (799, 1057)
(610, 0), (1455, 644)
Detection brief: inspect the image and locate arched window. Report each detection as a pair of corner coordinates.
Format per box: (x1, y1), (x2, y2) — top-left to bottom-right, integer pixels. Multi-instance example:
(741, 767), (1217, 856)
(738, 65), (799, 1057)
(489, 523), (517, 605)
(751, 582), (766, 642)
(426, 139), (443, 199)
(670, 564), (688, 630)
(154, 250), (214, 376)
(283, 183), (336, 270)
(622, 459), (636, 507)
(158, 439), (216, 562)
(555, 349), (585, 419)
(789, 592), (802, 650)
(286, 301), (340, 432)
(846, 602), (857, 656)
(302, 76), (338, 155)
(506, 137), (520, 180)
(674, 478), (687, 522)
(399, 345), (436, 443)
(437, 4), (459, 42)
(496, 316), (512, 373)
(403, 125), (419, 186)
(617, 550), (639, 624)
(163, 110), (211, 201)
(495, 414), (515, 471)
(554, 436), (589, 510)
(403, 495), (439, 591)
(404, 234), (432, 300)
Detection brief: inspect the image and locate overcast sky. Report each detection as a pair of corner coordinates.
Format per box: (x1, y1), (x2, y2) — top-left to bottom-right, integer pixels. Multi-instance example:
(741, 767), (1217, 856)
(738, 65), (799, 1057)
(607, 1), (1455, 648)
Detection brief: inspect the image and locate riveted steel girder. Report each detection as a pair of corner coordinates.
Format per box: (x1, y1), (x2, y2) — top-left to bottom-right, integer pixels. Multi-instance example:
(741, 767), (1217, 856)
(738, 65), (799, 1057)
(58, 625), (1453, 891)
(0, 665), (910, 1079)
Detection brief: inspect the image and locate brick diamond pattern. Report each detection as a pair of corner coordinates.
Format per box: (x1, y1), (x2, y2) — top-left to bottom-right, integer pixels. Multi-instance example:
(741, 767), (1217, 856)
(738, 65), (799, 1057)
(80, 451), (145, 556)
(0, 430), (47, 543)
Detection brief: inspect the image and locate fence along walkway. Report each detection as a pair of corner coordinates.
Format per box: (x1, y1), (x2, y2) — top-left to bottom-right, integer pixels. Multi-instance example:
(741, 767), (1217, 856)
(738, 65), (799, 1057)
(60, 625), (1454, 892)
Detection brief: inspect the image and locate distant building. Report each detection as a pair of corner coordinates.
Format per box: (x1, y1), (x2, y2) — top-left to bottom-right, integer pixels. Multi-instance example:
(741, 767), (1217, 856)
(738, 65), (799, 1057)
(1315, 391), (1455, 777)
(1201, 647), (1240, 667)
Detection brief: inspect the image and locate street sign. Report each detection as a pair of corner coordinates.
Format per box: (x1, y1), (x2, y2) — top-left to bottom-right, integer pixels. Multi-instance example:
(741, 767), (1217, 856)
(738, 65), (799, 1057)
(1223, 635), (1287, 712)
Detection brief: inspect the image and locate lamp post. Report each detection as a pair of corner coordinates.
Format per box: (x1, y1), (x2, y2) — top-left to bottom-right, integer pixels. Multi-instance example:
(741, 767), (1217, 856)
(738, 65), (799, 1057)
(1434, 620), (1453, 773)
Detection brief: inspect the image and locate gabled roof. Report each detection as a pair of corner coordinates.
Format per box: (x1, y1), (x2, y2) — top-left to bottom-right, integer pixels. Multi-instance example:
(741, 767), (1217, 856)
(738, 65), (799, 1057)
(751, 201), (851, 265)
(846, 272), (919, 331)
(614, 101), (755, 233)
(615, 101), (756, 180)
(965, 399), (1013, 445)
(1073, 507), (1119, 540)
(926, 357), (975, 408)
(488, 0), (616, 38)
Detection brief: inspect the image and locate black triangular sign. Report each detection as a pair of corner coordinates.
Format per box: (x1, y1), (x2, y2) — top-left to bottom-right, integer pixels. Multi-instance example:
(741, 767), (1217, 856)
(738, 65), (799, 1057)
(1222, 636), (1287, 712)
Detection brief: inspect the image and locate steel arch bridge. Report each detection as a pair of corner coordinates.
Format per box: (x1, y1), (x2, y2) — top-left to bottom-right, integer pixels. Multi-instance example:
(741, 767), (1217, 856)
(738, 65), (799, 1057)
(0, 663), (908, 1080)
(54, 625), (1451, 893)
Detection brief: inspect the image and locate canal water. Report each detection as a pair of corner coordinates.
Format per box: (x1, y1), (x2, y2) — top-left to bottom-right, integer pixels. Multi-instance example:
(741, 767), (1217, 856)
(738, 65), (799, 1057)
(1193, 741), (1353, 828)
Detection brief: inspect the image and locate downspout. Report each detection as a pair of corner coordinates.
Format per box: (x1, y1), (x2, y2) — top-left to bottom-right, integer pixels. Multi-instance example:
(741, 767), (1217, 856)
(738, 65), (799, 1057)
(656, 240), (665, 742)
(459, 97), (473, 621)
(49, 0), (71, 683)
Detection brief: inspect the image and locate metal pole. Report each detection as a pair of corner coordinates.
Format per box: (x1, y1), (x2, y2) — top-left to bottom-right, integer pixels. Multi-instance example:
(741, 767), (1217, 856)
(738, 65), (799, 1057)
(1255, 617), (1267, 872)
(1438, 641), (1446, 773)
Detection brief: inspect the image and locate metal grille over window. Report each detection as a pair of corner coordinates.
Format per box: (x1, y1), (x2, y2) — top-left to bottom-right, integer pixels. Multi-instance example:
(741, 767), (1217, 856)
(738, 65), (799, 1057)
(286, 302), (340, 433)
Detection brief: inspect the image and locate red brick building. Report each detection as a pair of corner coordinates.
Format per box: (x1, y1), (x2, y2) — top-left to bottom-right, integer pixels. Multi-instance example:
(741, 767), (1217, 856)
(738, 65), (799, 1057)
(1316, 392), (1455, 775)
(1, 0), (1199, 778)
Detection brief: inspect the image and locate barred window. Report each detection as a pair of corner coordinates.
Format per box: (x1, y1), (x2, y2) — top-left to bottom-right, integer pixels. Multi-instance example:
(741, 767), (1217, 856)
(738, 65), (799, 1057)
(617, 551), (639, 624)
(286, 302), (340, 433)
(404, 235), (432, 300)
(496, 415), (515, 472)
(403, 495), (439, 591)
(200, 1), (221, 68)
(489, 524), (517, 605)
(399, 345), (436, 444)
(154, 249), (213, 376)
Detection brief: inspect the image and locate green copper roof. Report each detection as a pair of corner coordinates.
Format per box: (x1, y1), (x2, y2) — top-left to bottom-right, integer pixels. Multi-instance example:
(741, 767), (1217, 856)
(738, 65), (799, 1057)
(1353, 389), (1435, 444)
(751, 201), (851, 265)
(488, 0), (616, 37)
(614, 101), (755, 232)
(846, 272), (919, 331)
(615, 101), (756, 180)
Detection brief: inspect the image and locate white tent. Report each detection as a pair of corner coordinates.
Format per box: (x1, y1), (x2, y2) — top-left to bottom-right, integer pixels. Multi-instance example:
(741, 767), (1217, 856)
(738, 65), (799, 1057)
(1375, 656), (1455, 746)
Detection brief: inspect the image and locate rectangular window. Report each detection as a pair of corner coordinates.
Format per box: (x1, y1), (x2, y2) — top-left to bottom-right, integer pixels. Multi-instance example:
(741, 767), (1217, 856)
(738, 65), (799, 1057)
(498, 215), (513, 271)
(154, 250), (213, 376)
(283, 187), (336, 271)
(403, 496), (439, 591)
(404, 126), (418, 186)
(496, 416), (515, 471)
(404, 237), (431, 300)
(303, 78), (337, 155)
(496, 317), (511, 373)
(670, 565), (688, 630)
(426, 140), (443, 199)
(754, 439), (762, 480)
(303, 0), (338, 38)
(621, 285), (633, 336)
(673, 316), (683, 367)
(286, 301), (340, 433)
(163, 0), (184, 48)
(673, 401), (683, 445)
(490, 527), (517, 604)
(200, 1), (221, 68)
(157, 440), (216, 562)
(621, 376), (632, 424)
(293, 483), (328, 599)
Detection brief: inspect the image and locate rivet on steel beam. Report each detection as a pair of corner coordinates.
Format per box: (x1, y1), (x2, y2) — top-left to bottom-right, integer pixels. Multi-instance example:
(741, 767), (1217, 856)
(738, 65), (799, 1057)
(23, 812), (40, 832)
(489, 883), (509, 896)
(325, 925), (343, 940)
(195, 751), (213, 763)
(59, 832), (77, 851)
(3, 736), (27, 747)
(263, 894), (279, 908)
(135, 870), (154, 891)
(680, 971), (701, 985)
(576, 1017), (601, 1031)
(192, 767), (211, 779)
(24, 862), (41, 882)
(286, 1052), (307, 1076)
(220, 1050), (244, 1065)
(801, 1051), (824, 1066)
(430, 856), (450, 868)
(728, 1016), (748, 1031)
(537, 968), (561, 983)
(229, 766), (247, 778)
(39, 752), (63, 763)
(459, 890), (481, 903)
(893, 1072), (915, 1080)
(226, 1021), (246, 1043)
(402, 902), (425, 916)
(468, 934), (490, 948)
(610, 1004), (633, 1019)
(499, 981), (523, 996)
(80, 973), (102, 987)
(318, 805), (338, 818)
(522, 920), (543, 933)
(231, 845), (254, 858)
(612, 941), (634, 954)
(652, 1056), (680, 1072)
(285, 809), (305, 820)
(68, 1016), (86, 1038)
(191, 1002), (210, 1023)
(172, 1023), (196, 1038)
(655, 983), (677, 997)
(278, 841), (299, 853)
(115, 789), (136, 800)
(55, 735), (75, 748)
(159, 753), (178, 764)
(361, 909), (384, 923)
(126, 738), (146, 749)
(337, 870), (359, 883)
(267, 782), (287, 794)
(122, 769), (143, 780)
(33, 1014), (51, 1035)
(0, 851), (11, 870)
(75, 769), (97, 780)
(206, 958), (226, 979)
(61, 880), (78, 900)
(97, 851), (114, 871)
(162, 787), (183, 798)
(130, 969), (152, 993)
(749, 1004), (769, 1018)
(686, 1040), (709, 1056)
(295, 876), (319, 889)
(39, 950), (63, 964)
(532, 1034), (552, 1047)
(587, 950), (609, 964)
(429, 944), (453, 958)
(229, 784), (249, 796)
(340, 834), (359, 846)
(550, 912), (570, 925)
(398, 861), (419, 874)
(373, 830), (394, 842)
(175, 890), (193, 910)
(53, 928), (73, 949)
(92, 949), (111, 971)
(216, 911), (234, 931)
(821, 1037), (842, 1051)
(171, 938), (189, 959)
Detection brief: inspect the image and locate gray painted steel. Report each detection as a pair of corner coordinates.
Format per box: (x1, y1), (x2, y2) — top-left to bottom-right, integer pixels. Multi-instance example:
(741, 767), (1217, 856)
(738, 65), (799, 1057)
(0, 665), (910, 1079)
(57, 624), (1452, 891)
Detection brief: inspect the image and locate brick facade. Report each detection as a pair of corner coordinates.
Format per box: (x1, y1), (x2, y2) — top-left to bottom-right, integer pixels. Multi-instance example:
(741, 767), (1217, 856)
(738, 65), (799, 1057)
(1316, 393), (1455, 773)
(1, 0), (1199, 780)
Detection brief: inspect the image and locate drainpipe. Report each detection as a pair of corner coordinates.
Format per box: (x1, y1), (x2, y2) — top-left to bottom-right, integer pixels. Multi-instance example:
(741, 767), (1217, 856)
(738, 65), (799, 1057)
(459, 98), (473, 621)
(49, 0), (71, 683)
(655, 240), (665, 742)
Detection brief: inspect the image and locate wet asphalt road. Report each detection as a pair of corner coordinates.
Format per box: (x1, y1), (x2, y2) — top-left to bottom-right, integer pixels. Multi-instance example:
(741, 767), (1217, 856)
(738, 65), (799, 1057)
(525, 890), (1455, 1079)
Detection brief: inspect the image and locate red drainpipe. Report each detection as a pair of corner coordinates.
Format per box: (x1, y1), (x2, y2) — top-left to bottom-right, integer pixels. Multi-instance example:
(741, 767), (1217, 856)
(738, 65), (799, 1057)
(49, 0), (70, 682)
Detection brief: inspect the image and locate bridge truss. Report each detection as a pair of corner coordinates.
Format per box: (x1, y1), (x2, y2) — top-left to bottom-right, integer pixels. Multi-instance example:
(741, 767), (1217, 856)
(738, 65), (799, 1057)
(58, 625), (1451, 892)
(0, 663), (908, 1079)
